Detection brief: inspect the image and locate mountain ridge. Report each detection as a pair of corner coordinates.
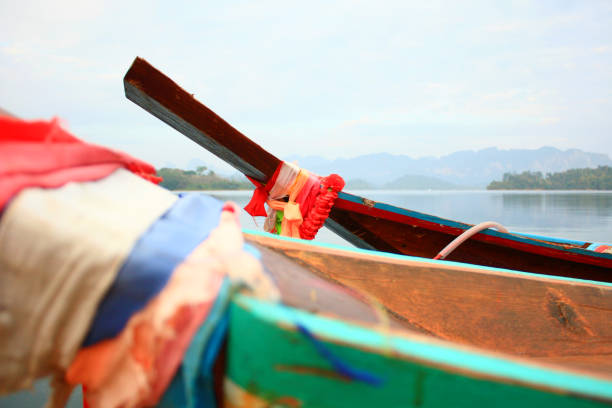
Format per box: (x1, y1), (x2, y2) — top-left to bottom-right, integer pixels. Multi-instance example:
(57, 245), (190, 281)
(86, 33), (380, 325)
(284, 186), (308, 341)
(286, 147), (612, 188)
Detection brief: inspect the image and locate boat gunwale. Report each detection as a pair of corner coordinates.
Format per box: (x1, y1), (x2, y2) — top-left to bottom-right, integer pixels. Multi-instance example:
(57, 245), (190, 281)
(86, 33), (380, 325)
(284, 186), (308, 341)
(244, 228), (612, 289)
(233, 293), (612, 402)
(335, 191), (612, 268)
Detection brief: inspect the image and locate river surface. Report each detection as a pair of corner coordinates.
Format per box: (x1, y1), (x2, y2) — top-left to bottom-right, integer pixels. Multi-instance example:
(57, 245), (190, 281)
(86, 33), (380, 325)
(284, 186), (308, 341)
(211, 189), (612, 244)
(3, 190), (610, 407)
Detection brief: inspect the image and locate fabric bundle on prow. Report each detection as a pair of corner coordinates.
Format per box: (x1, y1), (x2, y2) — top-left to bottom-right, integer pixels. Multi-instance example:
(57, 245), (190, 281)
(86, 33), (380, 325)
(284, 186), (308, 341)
(0, 117), (279, 408)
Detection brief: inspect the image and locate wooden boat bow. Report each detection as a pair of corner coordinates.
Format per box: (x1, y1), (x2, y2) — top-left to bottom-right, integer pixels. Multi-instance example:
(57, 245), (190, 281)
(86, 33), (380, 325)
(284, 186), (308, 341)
(124, 57), (279, 183)
(124, 57), (612, 281)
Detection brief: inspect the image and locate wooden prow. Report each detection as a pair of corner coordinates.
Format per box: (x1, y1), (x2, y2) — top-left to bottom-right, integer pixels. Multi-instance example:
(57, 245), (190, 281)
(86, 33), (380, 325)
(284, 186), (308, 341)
(248, 231), (612, 377)
(124, 57), (279, 183)
(122, 57), (612, 280)
(0, 107), (17, 118)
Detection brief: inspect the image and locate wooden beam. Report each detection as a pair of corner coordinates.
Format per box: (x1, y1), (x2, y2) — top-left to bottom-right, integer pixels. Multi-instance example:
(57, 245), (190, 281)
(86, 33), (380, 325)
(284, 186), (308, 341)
(0, 107), (16, 118)
(123, 57), (280, 182)
(246, 231), (612, 377)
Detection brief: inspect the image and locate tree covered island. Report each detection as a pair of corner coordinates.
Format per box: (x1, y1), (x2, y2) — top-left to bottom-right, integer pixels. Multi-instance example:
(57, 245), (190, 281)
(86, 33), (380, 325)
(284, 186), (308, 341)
(157, 166), (253, 190)
(487, 166), (612, 190)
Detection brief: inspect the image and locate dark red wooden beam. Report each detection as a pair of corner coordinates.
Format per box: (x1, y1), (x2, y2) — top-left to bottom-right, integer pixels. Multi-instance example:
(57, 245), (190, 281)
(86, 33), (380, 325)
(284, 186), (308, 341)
(0, 107), (16, 118)
(124, 57), (280, 182)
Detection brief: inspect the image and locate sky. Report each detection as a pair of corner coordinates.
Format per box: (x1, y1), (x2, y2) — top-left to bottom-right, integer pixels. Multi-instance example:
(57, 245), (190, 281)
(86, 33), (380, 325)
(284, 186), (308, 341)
(1, 0), (611, 172)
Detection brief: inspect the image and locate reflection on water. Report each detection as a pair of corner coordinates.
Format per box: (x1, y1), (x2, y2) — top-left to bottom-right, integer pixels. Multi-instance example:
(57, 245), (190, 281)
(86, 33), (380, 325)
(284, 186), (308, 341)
(210, 190), (612, 244)
(493, 192), (612, 241)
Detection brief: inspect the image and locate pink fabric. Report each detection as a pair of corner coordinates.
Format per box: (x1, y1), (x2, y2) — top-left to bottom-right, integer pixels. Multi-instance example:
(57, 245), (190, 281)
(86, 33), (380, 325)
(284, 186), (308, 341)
(0, 117), (161, 210)
(146, 304), (209, 405)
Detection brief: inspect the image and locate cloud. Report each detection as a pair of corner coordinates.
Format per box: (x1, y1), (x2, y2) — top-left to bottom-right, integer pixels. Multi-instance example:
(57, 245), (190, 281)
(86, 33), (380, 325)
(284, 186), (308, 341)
(1, 0), (611, 162)
(485, 22), (524, 33)
(594, 45), (612, 54)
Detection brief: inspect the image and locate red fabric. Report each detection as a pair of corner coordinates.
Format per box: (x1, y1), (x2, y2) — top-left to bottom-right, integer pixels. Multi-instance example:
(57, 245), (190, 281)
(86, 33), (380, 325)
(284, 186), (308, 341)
(595, 245), (611, 253)
(145, 302), (212, 405)
(294, 173), (322, 219)
(82, 386), (90, 408)
(0, 117), (161, 210)
(243, 163), (283, 217)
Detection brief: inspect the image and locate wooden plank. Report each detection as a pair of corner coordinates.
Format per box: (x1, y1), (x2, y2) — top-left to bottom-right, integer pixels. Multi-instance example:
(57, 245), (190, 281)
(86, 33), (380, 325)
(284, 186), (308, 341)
(253, 240), (407, 330)
(0, 107), (16, 118)
(226, 295), (612, 407)
(245, 232), (612, 378)
(123, 57), (280, 182)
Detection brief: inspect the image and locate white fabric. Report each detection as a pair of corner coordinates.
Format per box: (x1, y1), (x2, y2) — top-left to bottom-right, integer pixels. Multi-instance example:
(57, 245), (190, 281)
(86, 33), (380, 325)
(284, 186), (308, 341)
(0, 168), (177, 394)
(267, 161), (300, 200)
(263, 162), (301, 233)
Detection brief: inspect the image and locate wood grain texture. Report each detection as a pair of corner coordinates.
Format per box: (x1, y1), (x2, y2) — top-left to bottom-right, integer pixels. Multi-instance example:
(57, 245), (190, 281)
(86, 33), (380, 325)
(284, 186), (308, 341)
(124, 57), (280, 182)
(246, 232), (612, 378)
(227, 296), (612, 407)
(253, 242), (407, 329)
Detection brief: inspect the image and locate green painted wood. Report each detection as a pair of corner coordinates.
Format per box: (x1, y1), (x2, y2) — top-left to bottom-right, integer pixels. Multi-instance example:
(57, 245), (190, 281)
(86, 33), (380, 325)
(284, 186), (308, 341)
(226, 295), (612, 407)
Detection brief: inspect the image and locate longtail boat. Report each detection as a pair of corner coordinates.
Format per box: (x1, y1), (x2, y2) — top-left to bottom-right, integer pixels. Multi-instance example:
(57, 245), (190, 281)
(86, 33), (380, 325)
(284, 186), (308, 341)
(123, 57), (612, 282)
(1, 116), (612, 407)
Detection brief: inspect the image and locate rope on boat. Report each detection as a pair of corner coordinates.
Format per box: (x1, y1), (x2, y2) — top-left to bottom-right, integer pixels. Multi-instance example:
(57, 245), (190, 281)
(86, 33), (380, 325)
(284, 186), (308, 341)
(433, 221), (509, 260)
(296, 322), (384, 386)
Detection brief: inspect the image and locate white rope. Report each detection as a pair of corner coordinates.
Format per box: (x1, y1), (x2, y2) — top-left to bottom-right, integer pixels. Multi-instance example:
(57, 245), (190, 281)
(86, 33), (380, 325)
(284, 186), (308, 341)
(434, 221), (509, 260)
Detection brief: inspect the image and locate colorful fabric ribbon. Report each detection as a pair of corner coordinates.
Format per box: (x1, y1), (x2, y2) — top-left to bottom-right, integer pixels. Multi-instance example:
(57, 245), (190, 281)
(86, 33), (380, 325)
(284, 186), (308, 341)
(0, 117), (161, 211)
(0, 169), (177, 397)
(158, 280), (232, 408)
(82, 194), (224, 347)
(265, 168), (311, 238)
(67, 201), (278, 408)
(243, 161), (345, 240)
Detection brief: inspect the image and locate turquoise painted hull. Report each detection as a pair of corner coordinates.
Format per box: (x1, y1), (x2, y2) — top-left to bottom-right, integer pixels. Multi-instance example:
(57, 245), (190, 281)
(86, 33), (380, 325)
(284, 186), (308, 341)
(225, 294), (612, 407)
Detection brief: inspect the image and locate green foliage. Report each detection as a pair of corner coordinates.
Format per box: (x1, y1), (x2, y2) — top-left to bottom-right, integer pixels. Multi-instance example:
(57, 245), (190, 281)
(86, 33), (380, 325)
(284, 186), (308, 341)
(487, 166), (612, 190)
(156, 168), (253, 190)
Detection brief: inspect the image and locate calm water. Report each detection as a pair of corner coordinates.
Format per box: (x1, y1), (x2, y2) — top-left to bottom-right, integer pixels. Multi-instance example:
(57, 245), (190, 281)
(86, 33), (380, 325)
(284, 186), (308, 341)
(3, 190), (611, 407)
(211, 189), (612, 244)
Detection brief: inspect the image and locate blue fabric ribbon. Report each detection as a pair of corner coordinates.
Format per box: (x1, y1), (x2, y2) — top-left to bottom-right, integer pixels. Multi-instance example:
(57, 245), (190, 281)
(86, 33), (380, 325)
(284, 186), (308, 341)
(82, 193), (224, 346)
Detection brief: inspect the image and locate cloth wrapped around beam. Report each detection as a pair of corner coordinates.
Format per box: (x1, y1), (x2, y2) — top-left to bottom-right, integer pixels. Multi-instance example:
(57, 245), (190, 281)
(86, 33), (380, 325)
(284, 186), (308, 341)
(0, 169), (177, 395)
(244, 161), (345, 240)
(66, 201), (278, 408)
(82, 194), (224, 346)
(0, 117), (280, 408)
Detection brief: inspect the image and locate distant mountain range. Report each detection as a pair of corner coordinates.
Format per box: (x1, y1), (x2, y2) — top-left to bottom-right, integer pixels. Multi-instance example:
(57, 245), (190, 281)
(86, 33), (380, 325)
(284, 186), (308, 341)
(284, 147), (612, 189)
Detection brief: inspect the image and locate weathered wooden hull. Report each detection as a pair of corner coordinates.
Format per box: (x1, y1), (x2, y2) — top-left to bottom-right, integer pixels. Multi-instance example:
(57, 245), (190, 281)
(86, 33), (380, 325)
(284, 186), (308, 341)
(225, 294), (612, 407)
(123, 57), (612, 282)
(213, 231), (612, 406)
(247, 230), (612, 378)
